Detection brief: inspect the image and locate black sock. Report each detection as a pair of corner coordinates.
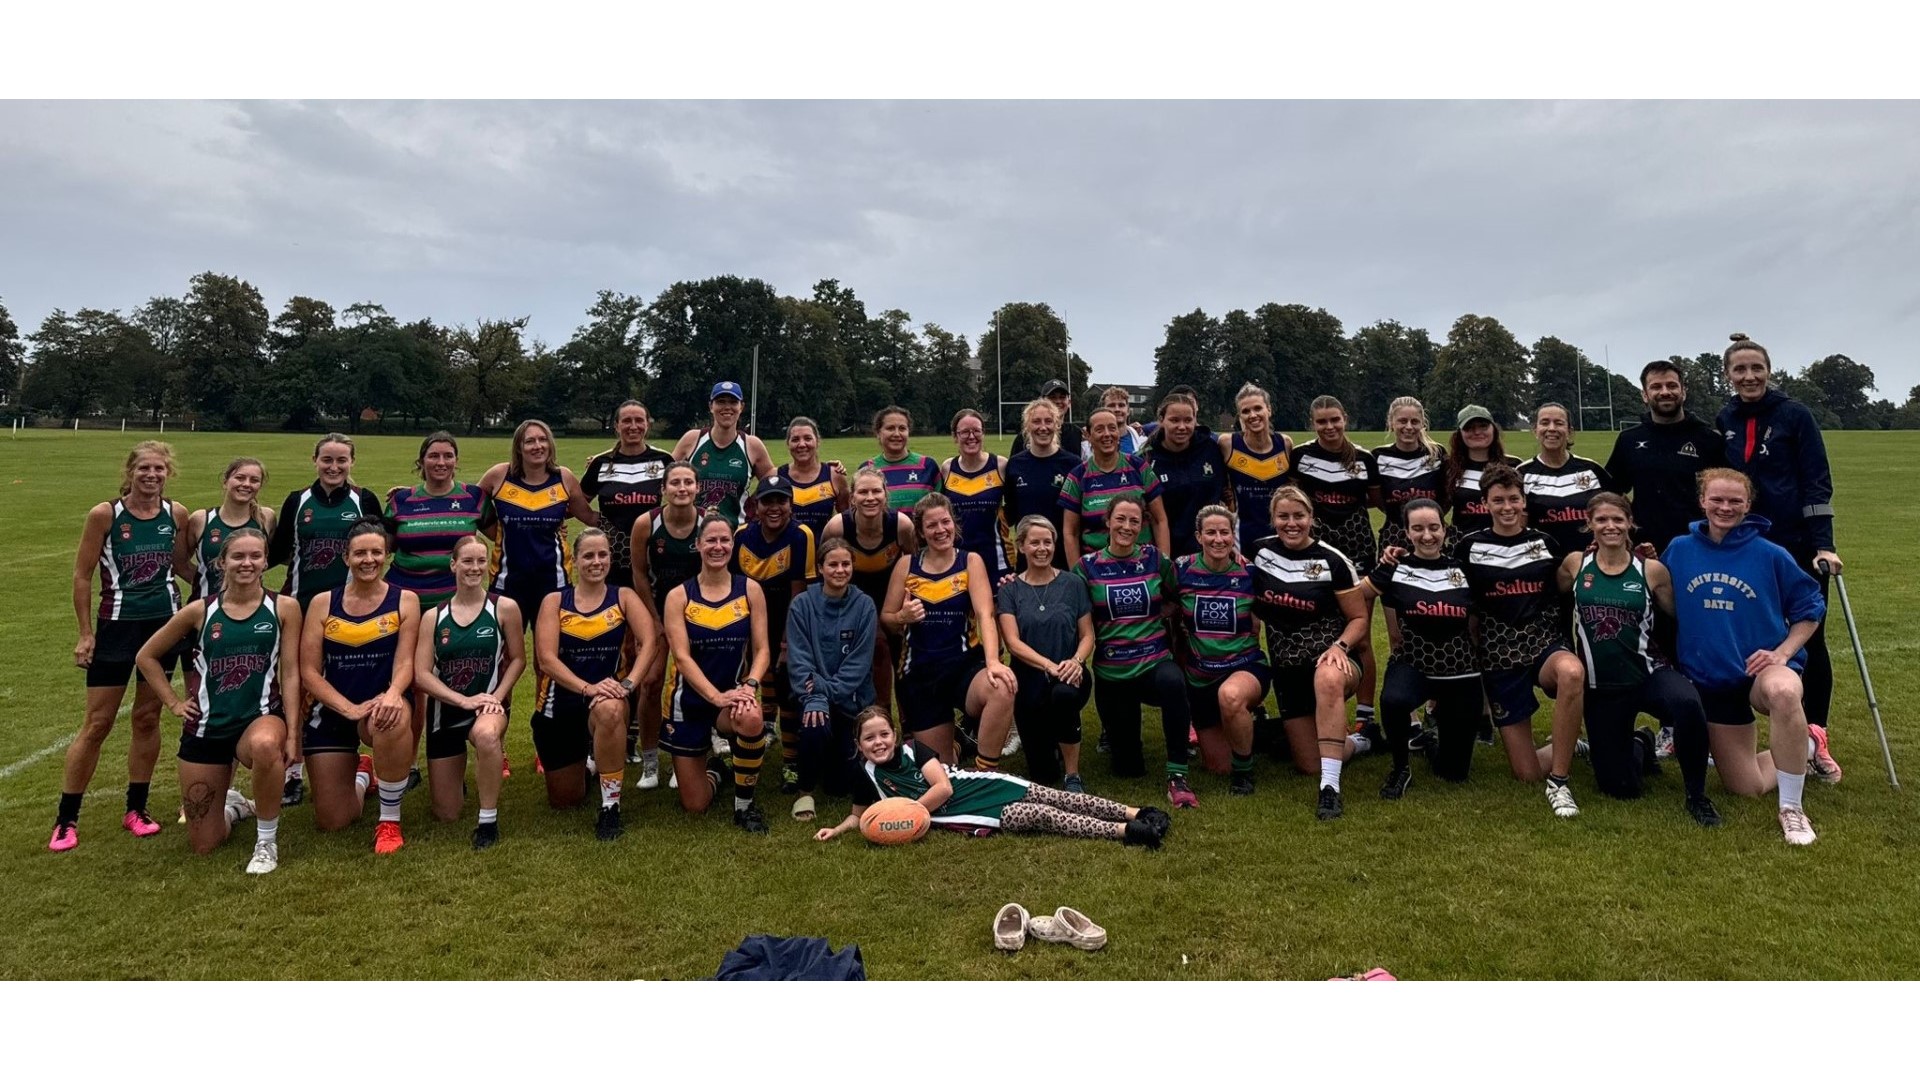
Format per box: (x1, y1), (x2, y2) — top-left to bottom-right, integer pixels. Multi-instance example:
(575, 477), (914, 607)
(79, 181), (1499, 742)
(57, 792), (83, 826)
(126, 782), (150, 814)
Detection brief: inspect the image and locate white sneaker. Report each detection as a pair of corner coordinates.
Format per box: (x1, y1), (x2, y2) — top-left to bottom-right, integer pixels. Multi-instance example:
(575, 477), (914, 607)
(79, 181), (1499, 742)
(245, 839), (279, 875)
(1780, 805), (1817, 846)
(1001, 731), (1023, 757)
(224, 788), (256, 826)
(710, 731), (730, 757)
(637, 755), (661, 790)
(1653, 726), (1675, 760)
(1545, 782), (1580, 819)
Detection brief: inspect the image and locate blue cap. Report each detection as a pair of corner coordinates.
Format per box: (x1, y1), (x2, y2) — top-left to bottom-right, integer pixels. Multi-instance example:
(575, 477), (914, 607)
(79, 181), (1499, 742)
(753, 474), (792, 501)
(710, 380), (744, 401)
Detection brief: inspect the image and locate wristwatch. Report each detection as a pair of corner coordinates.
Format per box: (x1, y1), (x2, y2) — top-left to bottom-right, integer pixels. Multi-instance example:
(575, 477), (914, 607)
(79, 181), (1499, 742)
(1334, 640), (1352, 654)
(618, 677), (636, 694)
(742, 677), (761, 689)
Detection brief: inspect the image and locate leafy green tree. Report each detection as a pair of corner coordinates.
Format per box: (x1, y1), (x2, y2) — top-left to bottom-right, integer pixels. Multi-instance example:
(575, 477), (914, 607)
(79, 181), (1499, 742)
(856, 308), (925, 427)
(558, 290), (648, 428)
(1426, 314), (1530, 426)
(448, 317), (532, 433)
(1348, 320), (1435, 430)
(23, 308), (143, 420)
(180, 272), (270, 429)
(1152, 309), (1221, 409)
(975, 302), (1091, 427)
(1798, 353), (1878, 428)
(1216, 309), (1273, 425)
(0, 298), (23, 405)
(920, 323), (977, 434)
(1254, 303), (1349, 427)
(641, 276), (784, 436)
(129, 296), (191, 420)
(772, 294), (854, 433)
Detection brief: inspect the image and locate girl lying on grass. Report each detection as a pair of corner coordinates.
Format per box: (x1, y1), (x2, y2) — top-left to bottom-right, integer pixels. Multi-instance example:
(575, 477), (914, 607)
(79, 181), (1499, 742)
(814, 707), (1172, 847)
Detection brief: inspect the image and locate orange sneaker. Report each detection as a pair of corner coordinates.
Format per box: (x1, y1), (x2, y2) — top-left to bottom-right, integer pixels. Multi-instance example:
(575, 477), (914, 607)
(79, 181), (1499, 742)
(500, 753), (512, 779)
(373, 820), (405, 855)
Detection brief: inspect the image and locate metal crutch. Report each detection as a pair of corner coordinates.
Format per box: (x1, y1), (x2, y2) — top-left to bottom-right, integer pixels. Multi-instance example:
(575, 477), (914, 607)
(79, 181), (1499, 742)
(1819, 558), (1899, 790)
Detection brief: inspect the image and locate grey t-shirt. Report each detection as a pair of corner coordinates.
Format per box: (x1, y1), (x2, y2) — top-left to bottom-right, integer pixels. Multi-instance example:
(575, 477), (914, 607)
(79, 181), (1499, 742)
(995, 572), (1091, 664)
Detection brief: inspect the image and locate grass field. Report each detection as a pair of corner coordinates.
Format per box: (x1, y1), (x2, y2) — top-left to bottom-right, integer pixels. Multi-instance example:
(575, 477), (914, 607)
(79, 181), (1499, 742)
(1, 427), (1914, 980)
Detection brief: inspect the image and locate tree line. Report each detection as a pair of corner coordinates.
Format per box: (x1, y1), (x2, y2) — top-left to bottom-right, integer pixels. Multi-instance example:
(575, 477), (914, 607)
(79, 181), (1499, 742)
(1, 275), (1909, 435)
(1152, 305), (1914, 432)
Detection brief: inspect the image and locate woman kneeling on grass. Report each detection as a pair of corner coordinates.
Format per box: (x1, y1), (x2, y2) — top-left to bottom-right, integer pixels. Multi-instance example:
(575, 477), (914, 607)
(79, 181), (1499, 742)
(300, 519), (421, 854)
(814, 708), (1171, 847)
(413, 534), (526, 849)
(137, 531), (303, 874)
(1661, 468), (1829, 846)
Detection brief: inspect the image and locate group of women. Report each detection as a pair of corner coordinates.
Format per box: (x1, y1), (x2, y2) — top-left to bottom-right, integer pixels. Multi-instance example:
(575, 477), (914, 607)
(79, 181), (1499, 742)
(50, 332), (1850, 872)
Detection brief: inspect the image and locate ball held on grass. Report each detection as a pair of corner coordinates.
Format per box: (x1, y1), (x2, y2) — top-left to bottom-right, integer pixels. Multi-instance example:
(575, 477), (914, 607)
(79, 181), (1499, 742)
(860, 798), (930, 845)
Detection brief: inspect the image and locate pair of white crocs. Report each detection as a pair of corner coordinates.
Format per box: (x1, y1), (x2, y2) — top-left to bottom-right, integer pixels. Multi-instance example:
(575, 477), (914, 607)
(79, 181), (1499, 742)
(994, 903), (1105, 952)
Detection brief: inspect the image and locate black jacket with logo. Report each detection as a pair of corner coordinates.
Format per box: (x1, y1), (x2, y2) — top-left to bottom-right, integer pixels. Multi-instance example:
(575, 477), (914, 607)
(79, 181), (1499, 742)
(1603, 411), (1728, 554)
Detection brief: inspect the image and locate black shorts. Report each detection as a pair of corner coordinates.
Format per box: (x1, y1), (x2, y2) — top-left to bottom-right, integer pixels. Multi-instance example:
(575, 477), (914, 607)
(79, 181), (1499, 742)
(303, 706), (364, 755)
(426, 701), (501, 760)
(502, 581), (560, 635)
(899, 650), (985, 733)
(1482, 644), (1571, 728)
(1186, 659), (1273, 730)
(532, 695), (592, 769)
(1699, 679), (1759, 727)
(177, 728), (244, 767)
(88, 617), (184, 689)
(1269, 655), (1357, 721)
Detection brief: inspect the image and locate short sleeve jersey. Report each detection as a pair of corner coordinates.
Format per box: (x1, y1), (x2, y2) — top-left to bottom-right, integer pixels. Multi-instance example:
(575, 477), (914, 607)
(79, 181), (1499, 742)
(1060, 454), (1162, 554)
(1518, 454), (1613, 554)
(1287, 442), (1378, 525)
(1368, 555), (1478, 678)
(1373, 445), (1449, 527)
(1173, 554), (1263, 685)
(1075, 544), (1173, 681)
(1460, 527), (1567, 671)
(1247, 537), (1358, 666)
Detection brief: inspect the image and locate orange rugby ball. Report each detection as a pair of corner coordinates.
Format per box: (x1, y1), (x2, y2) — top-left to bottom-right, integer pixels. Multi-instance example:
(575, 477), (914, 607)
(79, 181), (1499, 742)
(859, 797), (931, 845)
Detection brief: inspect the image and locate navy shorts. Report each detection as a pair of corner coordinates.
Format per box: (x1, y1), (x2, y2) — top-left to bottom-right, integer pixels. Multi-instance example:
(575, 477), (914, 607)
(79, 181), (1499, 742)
(661, 690), (721, 759)
(88, 617), (184, 689)
(1699, 679), (1759, 727)
(532, 695), (593, 769)
(304, 706), (364, 755)
(1482, 644), (1571, 728)
(899, 650), (986, 733)
(1186, 659), (1273, 731)
(1269, 654), (1356, 721)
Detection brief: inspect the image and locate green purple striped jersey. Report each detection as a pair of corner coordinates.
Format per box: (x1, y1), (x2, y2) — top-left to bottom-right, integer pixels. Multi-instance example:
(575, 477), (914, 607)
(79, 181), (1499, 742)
(862, 452), (941, 512)
(1173, 554), (1262, 686)
(385, 482), (491, 607)
(1075, 544), (1173, 680)
(1059, 453), (1162, 553)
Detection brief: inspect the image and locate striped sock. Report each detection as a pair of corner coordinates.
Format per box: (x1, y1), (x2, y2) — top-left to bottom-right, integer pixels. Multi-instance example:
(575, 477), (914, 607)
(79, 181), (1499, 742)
(974, 751), (1000, 771)
(1166, 761), (1189, 780)
(256, 816), (278, 844)
(1231, 751), (1255, 775)
(781, 725), (800, 766)
(477, 807), (497, 825)
(377, 778), (406, 823)
(599, 768), (624, 809)
(731, 730), (768, 792)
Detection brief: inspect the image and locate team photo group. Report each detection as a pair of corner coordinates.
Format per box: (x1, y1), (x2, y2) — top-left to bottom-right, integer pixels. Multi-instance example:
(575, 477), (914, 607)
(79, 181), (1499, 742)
(51, 330), (1849, 875)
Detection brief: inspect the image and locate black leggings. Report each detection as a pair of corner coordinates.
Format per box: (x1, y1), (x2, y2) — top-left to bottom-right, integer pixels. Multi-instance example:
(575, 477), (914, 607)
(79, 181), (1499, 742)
(783, 707), (858, 797)
(1380, 661), (1482, 782)
(1012, 665), (1090, 787)
(1585, 668), (1709, 799)
(1788, 544), (1834, 730)
(1091, 659), (1190, 778)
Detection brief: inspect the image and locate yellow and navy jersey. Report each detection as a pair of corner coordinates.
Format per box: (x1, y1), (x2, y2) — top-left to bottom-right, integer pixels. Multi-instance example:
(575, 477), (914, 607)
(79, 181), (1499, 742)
(902, 552), (978, 672)
(1225, 432), (1289, 552)
(942, 454), (1014, 577)
(491, 472), (572, 594)
(777, 464), (839, 538)
(311, 583), (405, 723)
(670, 575), (753, 718)
(841, 510), (904, 606)
(538, 585), (632, 715)
(732, 522), (815, 651)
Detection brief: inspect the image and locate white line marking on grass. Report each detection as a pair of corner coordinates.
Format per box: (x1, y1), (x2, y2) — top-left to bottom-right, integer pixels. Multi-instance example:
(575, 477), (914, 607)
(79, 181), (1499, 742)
(0, 703), (133, 780)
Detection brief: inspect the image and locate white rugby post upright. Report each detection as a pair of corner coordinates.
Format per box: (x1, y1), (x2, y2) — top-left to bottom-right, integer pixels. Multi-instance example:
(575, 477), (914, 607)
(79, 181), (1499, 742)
(749, 344), (760, 436)
(1819, 558), (1899, 789)
(996, 311), (1004, 436)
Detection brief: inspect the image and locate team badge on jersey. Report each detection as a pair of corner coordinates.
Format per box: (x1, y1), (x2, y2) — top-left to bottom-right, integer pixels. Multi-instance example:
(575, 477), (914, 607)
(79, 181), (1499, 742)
(1448, 569), (1467, 587)
(210, 621), (223, 641)
(209, 528), (223, 545)
(1305, 561), (1326, 580)
(441, 627), (453, 645)
(303, 507), (314, 524)
(120, 523), (132, 540)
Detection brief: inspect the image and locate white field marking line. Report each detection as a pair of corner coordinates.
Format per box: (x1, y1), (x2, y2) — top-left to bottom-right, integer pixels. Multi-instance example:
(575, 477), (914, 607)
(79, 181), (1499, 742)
(0, 702), (133, 780)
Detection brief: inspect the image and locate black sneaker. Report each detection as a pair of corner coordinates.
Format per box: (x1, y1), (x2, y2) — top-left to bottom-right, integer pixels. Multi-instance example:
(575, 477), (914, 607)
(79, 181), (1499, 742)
(1316, 785), (1344, 821)
(280, 775), (305, 807)
(1475, 716), (1496, 746)
(406, 766), (423, 793)
(733, 801), (769, 834)
(1096, 730), (1111, 755)
(1229, 772), (1256, 796)
(1356, 721), (1385, 754)
(1379, 764), (1413, 800)
(1122, 817), (1163, 849)
(1406, 723), (1435, 753)
(1686, 794), (1722, 828)
(1135, 806), (1173, 839)
(471, 821), (500, 850)
(1633, 727), (1664, 777)
(595, 805), (624, 842)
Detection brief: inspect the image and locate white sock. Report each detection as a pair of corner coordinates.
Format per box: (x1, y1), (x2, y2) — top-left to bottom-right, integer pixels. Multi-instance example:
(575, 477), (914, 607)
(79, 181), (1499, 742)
(1320, 757), (1343, 792)
(600, 773), (623, 809)
(285, 763), (302, 782)
(256, 817), (278, 844)
(225, 790), (251, 826)
(1347, 731), (1371, 755)
(354, 768), (371, 798)
(377, 778), (406, 822)
(735, 794), (754, 812)
(477, 807), (498, 825)
(1778, 770), (1806, 810)
(641, 748), (658, 765)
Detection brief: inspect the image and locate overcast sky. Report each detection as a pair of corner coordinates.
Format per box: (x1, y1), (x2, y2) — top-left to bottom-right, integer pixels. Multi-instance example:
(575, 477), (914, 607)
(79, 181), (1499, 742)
(4, 100), (1918, 398)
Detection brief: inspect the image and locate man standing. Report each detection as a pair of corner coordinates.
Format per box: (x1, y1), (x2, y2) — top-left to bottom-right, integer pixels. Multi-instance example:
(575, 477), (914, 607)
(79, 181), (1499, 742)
(1011, 379), (1083, 458)
(1605, 359), (1728, 555)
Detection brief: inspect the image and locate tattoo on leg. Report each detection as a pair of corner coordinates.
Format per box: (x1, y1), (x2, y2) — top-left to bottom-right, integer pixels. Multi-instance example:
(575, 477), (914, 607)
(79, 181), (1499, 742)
(183, 781), (217, 823)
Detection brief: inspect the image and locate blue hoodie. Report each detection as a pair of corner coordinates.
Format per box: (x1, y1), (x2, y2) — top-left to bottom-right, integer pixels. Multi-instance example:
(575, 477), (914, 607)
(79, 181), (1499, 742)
(784, 582), (877, 715)
(1661, 515), (1826, 691)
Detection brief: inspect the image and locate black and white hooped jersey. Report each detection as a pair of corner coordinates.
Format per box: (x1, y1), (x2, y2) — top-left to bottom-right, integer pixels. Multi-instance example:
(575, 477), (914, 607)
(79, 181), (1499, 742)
(1449, 454), (1522, 535)
(1367, 554), (1478, 678)
(1373, 445), (1447, 526)
(1287, 443), (1377, 524)
(1459, 527), (1566, 671)
(1247, 537), (1358, 666)
(1518, 454), (1613, 554)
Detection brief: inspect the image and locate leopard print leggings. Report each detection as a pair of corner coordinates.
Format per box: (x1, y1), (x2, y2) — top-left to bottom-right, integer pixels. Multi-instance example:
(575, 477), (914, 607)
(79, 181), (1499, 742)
(999, 785), (1134, 840)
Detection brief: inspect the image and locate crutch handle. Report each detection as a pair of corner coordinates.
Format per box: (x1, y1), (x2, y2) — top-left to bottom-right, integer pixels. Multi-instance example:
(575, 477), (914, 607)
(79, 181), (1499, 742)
(1815, 557), (1841, 576)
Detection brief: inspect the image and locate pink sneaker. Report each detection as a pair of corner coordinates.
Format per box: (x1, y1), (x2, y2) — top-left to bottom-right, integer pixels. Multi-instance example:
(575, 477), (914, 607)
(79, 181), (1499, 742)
(48, 822), (78, 852)
(1187, 723), (1200, 748)
(1807, 725), (1842, 784)
(1330, 967), (1398, 981)
(122, 809), (162, 837)
(501, 753), (512, 779)
(1168, 776), (1199, 809)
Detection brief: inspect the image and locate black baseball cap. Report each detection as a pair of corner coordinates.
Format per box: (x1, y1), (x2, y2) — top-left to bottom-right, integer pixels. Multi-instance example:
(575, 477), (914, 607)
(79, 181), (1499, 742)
(1041, 379), (1070, 397)
(754, 474), (793, 501)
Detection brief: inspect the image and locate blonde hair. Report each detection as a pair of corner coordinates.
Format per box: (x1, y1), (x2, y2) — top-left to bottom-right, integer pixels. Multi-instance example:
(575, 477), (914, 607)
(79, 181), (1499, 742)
(1384, 396), (1445, 467)
(1013, 514), (1058, 548)
(1268, 484), (1313, 521)
(509, 419), (556, 478)
(118, 440), (177, 497)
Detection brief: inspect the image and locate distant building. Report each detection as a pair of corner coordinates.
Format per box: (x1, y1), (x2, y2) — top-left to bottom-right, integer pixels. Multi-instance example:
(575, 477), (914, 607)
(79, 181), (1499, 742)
(1093, 383), (1154, 423)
